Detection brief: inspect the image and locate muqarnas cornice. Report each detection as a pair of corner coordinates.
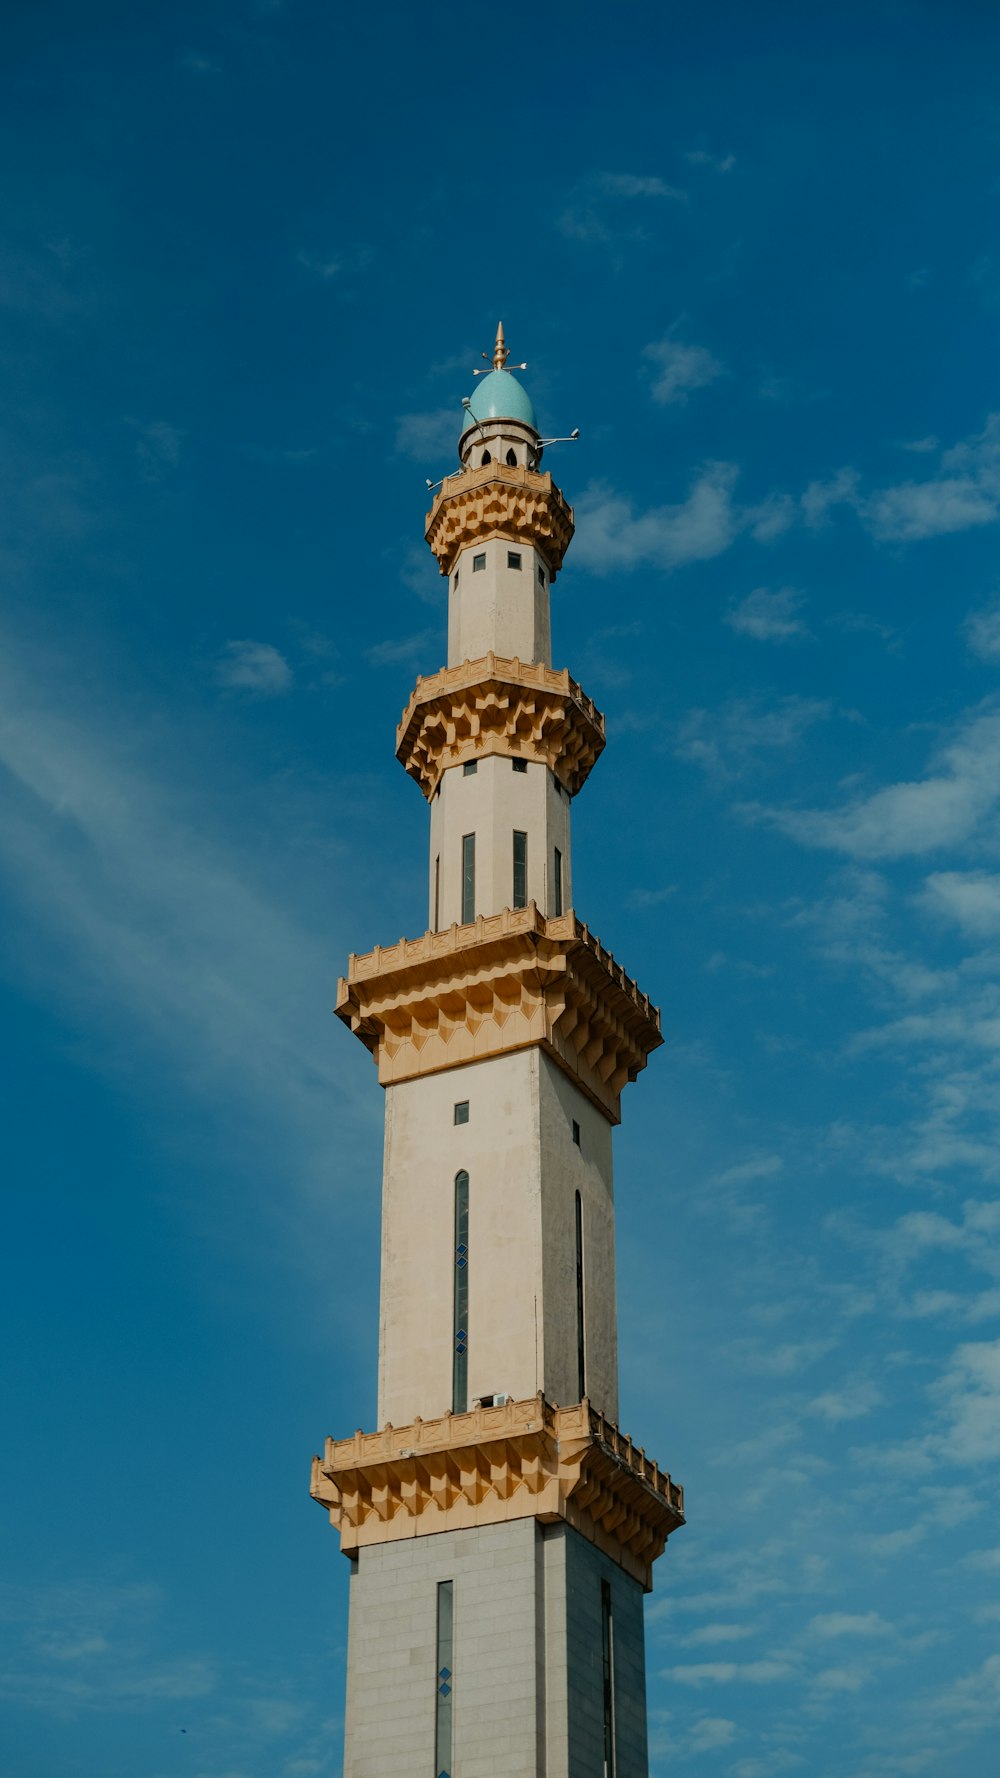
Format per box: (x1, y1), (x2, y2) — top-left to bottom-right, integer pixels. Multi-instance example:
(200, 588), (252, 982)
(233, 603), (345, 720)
(425, 462), (575, 579)
(310, 1394), (685, 1592)
(335, 905), (663, 1124)
(396, 652), (605, 799)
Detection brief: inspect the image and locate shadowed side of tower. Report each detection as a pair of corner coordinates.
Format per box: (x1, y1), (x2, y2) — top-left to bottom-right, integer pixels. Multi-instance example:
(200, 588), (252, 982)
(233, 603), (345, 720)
(311, 327), (684, 1778)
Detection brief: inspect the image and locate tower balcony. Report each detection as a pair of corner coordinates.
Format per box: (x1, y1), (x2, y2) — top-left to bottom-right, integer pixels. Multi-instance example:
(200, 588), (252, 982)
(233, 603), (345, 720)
(425, 461), (574, 580)
(396, 651), (605, 799)
(335, 905), (662, 1123)
(310, 1393), (684, 1592)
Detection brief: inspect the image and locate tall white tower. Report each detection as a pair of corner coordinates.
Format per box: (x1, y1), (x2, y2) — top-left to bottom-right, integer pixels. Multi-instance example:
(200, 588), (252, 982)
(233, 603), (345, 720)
(312, 326), (684, 1777)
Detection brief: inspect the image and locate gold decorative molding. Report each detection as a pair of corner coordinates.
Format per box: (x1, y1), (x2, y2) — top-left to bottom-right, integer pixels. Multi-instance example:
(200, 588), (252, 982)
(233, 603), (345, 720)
(396, 652), (605, 798)
(425, 462), (574, 580)
(310, 1395), (684, 1592)
(335, 906), (662, 1124)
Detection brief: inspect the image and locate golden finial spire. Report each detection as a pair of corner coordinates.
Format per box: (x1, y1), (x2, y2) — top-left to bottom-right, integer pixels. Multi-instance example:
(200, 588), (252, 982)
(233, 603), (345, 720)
(474, 322), (527, 377)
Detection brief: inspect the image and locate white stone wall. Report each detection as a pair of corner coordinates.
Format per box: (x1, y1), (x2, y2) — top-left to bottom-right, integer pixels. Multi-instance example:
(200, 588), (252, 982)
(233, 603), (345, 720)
(427, 754), (572, 930)
(377, 1050), (618, 1431)
(340, 1521), (648, 1778)
(447, 538), (552, 667)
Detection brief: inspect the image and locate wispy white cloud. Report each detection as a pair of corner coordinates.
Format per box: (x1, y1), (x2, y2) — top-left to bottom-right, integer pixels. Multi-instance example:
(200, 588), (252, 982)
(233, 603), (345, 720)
(725, 586), (809, 641)
(676, 695), (832, 782)
(296, 245), (372, 282)
(684, 148), (736, 173)
(558, 171), (687, 243)
(863, 415), (1000, 542)
(744, 706), (1000, 859)
(689, 1715), (737, 1750)
(394, 407), (460, 462)
(921, 870), (1000, 936)
(807, 1381), (882, 1423)
(664, 1660), (795, 1686)
(964, 598), (1000, 661)
(131, 419), (183, 482)
(808, 1611), (893, 1638)
(365, 628), (435, 668)
(215, 639), (293, 695)
(596, 172), (687, 199)
(643, 335), (724, 406)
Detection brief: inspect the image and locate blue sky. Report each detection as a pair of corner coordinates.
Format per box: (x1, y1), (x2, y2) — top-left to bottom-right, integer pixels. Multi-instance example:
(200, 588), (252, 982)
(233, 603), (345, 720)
(3, 2), (1000, 1774)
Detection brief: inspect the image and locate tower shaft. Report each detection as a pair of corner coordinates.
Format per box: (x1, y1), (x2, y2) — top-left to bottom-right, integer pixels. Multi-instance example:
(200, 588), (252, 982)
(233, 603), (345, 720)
(312, 339), (683, 1776)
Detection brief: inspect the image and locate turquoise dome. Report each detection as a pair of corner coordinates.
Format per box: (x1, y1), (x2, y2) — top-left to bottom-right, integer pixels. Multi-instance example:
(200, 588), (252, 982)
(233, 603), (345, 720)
(461, 369), (536, 435)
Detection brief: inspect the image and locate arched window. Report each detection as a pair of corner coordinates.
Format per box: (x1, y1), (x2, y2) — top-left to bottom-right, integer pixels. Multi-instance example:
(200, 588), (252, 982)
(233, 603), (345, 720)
(453, 1171), (470, 1413)
(505, 447), (517, 467)
(481, 449), (492, 465)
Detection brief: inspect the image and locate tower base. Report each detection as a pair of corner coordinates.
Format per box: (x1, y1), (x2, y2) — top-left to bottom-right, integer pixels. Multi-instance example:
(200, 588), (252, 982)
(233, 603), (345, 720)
(342, 1519), (648, 1778)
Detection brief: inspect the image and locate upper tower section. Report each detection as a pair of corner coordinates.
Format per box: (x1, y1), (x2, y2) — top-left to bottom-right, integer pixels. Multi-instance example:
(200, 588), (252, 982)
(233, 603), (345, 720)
(425, 324), (575, 669)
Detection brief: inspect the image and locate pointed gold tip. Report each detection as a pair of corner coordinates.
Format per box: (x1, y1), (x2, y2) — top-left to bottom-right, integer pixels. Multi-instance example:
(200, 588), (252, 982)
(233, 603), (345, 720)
(493, 321), (510, 372)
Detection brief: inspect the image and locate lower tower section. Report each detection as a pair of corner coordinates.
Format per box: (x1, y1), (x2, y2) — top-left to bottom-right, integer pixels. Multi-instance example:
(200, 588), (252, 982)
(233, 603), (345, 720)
(340, 1521), (648, 1778)
(311, 1397), (684, 1777)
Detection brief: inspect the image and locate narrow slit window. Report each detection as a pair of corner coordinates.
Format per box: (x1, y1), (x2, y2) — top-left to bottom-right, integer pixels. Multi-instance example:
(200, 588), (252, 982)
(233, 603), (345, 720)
(472, 552), (486, 572)
(513, 830), (528, 909)
(537, 564), (545, 586)
(507, 550), (522, 570)
(454, 1100), (469, 1126)
(434, 855), (440, 932)
(453, 1172), (469, 1415)
(453, 572), (459, 590)
(572, 1119), (581, 1147)
(435, 1580), (454, 1778)
(463, 759), (477, 776)
(575, 1190), (586, 1400)
(461, 834), (475, 924)
(601, 1578), (616, 1778)
(554, 846), (563, 916)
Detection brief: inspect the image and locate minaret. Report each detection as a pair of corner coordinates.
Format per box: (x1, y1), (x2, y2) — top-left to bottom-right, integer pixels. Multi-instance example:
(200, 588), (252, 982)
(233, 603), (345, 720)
(312, 326), (684, 1777)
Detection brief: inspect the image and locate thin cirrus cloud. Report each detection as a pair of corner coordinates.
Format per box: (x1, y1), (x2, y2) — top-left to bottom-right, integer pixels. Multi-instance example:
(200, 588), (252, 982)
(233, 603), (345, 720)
(0, 630), (350, 1160)
(215, 639), (294, 694)
(643, 335), (725, 406)
(725, 586), (809, 641)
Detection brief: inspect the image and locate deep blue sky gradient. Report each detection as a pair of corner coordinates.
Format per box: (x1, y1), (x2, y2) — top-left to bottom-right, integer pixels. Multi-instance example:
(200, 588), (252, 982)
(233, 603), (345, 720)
(3, 4), (1000, 1775)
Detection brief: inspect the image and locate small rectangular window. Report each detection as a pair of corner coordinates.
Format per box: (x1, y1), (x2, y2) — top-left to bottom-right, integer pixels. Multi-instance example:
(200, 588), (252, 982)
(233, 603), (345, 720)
(434, 855), (440, 932)
(572, 1119), (581, 1147)
(463, 759), (478, 776)
(538, 564), (545, 586)
(472, 552), (486, 572)
(454, 1101), (469, 1125)
(512, 757), (528, 774)
(462, 833), (476, 924)
(513, 830), (527, 910)
(554, 847), (563, 917)
(507, 550), (522, 570)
